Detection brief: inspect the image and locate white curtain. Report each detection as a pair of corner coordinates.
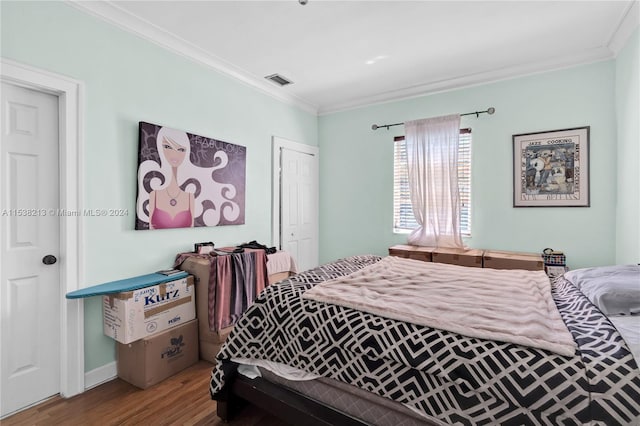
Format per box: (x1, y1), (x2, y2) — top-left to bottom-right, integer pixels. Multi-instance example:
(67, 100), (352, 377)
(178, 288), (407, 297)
(405, 114), (464, 248)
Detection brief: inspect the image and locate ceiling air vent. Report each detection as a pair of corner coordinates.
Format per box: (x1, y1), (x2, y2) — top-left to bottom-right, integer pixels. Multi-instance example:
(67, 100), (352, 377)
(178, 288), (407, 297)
(265, 73), (293, 87)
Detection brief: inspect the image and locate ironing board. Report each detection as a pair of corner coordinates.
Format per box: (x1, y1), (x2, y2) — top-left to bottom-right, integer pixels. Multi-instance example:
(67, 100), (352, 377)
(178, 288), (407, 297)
(65, 271), (188, 299)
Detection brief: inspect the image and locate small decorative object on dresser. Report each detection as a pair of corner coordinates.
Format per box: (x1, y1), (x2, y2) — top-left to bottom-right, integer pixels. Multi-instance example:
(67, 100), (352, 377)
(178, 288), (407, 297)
(542, 247), (566, 266)
(542, 247), (568, 277)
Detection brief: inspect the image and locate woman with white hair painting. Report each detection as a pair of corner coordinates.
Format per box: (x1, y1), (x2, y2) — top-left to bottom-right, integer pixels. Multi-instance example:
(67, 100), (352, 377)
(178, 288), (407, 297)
(147, 126), (195, 229)
(136, 123), (244, 230)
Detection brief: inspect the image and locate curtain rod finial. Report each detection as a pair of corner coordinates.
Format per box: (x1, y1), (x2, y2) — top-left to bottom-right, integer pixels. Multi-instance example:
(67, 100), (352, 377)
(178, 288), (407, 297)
(487, 107), (495, 114)
(371, 124), (379, 130)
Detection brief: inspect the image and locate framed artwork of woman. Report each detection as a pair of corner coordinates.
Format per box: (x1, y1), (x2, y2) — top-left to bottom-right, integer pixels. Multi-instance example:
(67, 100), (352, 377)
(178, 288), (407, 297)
(135, 122), (246, 230)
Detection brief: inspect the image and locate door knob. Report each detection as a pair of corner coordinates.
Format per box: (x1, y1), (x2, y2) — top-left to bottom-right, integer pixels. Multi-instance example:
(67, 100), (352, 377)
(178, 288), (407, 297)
(42, 255), (57, 265)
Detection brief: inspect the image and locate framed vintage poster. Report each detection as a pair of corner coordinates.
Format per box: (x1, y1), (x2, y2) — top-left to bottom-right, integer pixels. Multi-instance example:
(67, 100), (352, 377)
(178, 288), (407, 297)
(135, 122), (246, 230)
(513, 126), (589, 207)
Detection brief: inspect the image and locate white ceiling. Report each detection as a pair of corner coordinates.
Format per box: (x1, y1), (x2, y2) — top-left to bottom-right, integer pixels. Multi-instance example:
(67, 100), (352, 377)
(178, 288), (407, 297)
(71, 1), (638, 115)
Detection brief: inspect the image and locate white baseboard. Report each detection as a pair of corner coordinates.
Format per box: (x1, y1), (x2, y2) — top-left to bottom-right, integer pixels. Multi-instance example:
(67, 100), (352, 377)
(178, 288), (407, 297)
(84, 361), (117, 390)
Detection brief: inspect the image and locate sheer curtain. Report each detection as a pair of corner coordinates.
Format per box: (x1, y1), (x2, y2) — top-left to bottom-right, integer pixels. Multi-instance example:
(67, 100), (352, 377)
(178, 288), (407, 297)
(405, 114), (465, 248)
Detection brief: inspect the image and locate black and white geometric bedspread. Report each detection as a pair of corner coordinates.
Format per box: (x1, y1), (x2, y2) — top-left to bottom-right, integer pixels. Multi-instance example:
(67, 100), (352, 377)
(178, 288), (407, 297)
(210, 255), (640, 425)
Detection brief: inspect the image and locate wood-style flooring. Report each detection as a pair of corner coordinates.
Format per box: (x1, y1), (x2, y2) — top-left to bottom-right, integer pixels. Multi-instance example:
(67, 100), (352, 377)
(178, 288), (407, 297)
(2, 360), (287, 426)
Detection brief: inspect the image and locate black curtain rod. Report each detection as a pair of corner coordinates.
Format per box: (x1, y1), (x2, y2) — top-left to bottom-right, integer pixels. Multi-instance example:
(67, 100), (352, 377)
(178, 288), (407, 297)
(371, 107), (495, 130)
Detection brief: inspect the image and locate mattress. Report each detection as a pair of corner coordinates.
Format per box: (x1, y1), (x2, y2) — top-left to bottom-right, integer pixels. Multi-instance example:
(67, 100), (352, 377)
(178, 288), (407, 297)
(259, 367), (439, 426)
(211, 255), (640, 425)
(232, 358), (438, 425)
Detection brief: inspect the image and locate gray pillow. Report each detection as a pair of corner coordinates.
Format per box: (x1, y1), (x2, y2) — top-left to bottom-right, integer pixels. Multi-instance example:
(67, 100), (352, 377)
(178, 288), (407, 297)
(564, 265), (640, 315)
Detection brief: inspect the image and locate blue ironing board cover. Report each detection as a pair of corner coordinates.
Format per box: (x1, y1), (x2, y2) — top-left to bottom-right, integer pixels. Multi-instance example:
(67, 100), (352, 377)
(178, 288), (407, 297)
(65, 271), (188, 299)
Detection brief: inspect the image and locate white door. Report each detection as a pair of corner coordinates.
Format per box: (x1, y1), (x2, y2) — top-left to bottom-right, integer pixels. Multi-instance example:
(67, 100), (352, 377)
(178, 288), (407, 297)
(1, 82), (61, 417)
(280, 147), (319, 273)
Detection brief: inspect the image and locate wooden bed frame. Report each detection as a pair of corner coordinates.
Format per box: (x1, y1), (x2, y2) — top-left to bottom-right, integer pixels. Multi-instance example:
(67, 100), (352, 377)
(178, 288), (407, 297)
(216, 370), (369, 426)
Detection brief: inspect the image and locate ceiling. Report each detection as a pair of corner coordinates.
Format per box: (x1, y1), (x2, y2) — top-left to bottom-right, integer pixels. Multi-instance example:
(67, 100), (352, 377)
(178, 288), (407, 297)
(71, 1), (638, 115)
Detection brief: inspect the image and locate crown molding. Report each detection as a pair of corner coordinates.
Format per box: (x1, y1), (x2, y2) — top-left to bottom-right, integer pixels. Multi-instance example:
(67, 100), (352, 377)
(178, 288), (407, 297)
(65, 0), (319, 115)
(66, 0), (634, 118)
(607, 0), (640, 55)
(319, 46), (614, 116)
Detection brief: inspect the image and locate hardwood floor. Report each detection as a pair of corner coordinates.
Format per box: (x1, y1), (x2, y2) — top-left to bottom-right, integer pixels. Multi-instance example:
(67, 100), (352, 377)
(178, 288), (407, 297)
(2, 360), (287, 426)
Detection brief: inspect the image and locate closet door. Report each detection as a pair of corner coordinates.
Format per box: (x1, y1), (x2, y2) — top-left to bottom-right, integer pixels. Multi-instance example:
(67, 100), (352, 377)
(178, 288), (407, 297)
(273, 137), (319, 273)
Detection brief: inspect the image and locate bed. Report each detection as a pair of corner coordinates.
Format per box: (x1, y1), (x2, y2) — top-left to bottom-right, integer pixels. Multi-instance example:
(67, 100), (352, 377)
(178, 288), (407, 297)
(209, 255), (640, 425)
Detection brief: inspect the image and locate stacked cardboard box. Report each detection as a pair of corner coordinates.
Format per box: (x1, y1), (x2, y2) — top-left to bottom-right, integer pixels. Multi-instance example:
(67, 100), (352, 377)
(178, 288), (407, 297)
(389, 245), (546, 271)
(103, 276), (196, 344)
(432, 247), (484, 268)
(388, 245), (434, 262)
(177, 256), (235, 363)
(102, 275), (199, 389)
(389, 244), (483, 268)
(390, 245), (484, 268)
(483, 250), (544, 271)
(177, 253), (293, 363)
(116, 319), (198, 389)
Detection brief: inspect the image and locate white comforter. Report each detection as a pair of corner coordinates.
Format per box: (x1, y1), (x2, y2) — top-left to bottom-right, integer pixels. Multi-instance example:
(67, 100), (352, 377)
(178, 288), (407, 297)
(303, 256), (576, 356)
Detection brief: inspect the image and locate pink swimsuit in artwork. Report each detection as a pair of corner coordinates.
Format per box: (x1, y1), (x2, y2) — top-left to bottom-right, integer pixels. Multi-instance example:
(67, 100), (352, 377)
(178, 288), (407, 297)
(151, 192), (192, 229)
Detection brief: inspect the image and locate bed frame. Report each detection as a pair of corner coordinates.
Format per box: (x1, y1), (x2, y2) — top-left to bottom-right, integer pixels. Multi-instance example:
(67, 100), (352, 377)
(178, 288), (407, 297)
(216, 370), (369, 426)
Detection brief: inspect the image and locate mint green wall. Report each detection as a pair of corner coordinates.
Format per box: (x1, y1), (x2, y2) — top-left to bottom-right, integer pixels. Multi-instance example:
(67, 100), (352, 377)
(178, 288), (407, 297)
(2, 0), (636, 378)
(1, 2), (317, 372)
(615, 28), (640, 264)
(319, 61), (617, 270)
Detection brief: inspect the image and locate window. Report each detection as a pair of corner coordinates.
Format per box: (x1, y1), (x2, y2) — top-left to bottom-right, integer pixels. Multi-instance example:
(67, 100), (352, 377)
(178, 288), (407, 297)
(393, 129), (472, 235)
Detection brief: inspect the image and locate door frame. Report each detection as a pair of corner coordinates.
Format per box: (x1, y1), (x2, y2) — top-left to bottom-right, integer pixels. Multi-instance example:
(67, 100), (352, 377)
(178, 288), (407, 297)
(271, 136), (319, 251)
(1, 58), (85, 399)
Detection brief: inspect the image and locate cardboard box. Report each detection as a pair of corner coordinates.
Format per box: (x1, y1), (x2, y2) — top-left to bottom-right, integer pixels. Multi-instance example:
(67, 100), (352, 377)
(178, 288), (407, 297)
(406, 246), (433, 262)
(269, 271), (291, 284)
(178, 256), (235, 363)
(103, 276), (195, 344)
(174, 252), (296, 362)
(389, 244), (413, 258)
(432, 248), (484, 268)
(388, 245), (433, 262)
(117, 319), (199, 389)
(483, 250), (544, 271)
